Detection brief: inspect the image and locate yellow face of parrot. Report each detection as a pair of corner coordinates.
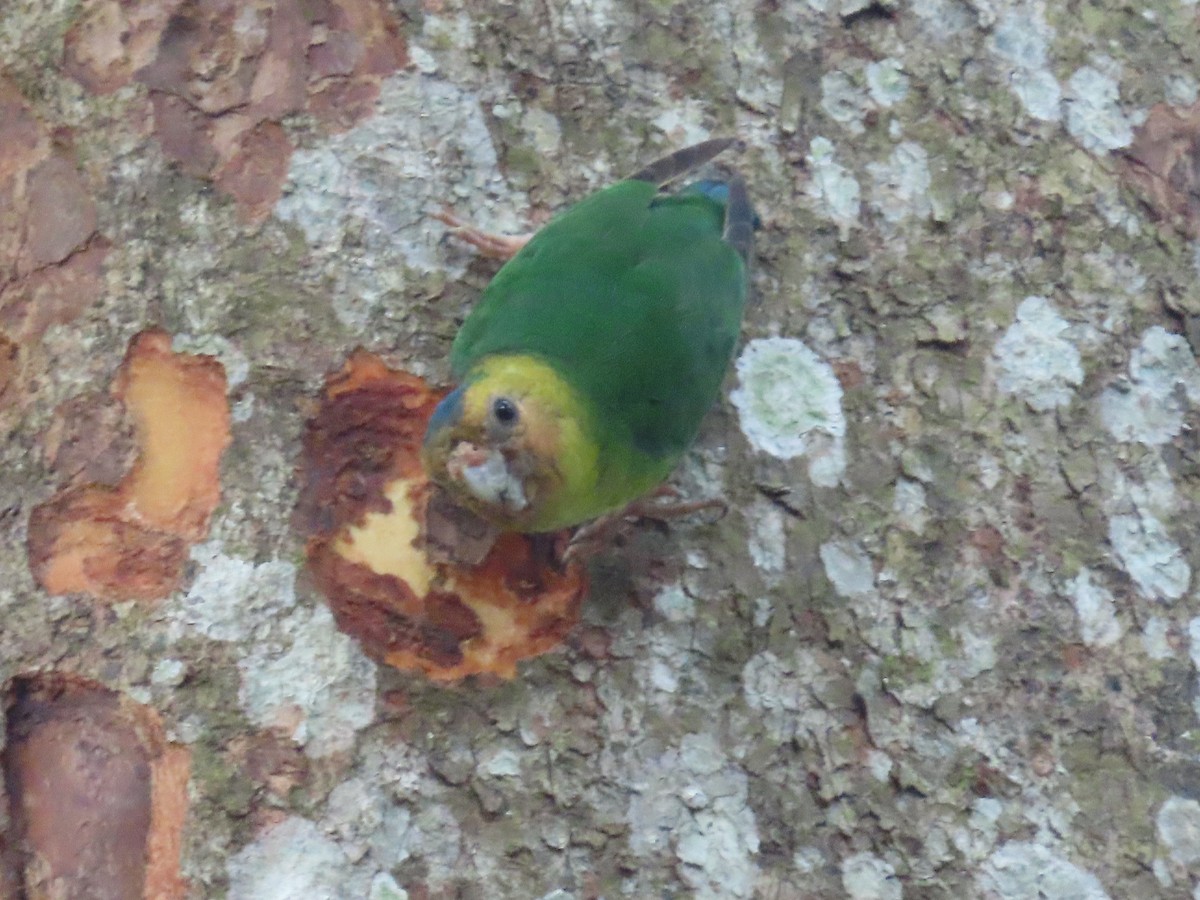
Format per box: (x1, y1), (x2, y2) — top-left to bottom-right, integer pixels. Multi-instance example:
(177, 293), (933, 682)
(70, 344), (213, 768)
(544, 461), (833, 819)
(421, 355), (601, 533)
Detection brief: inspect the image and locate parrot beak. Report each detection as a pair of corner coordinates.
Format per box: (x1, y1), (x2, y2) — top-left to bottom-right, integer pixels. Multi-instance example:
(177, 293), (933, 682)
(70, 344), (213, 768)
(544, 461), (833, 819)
(422, 384), (531, 522)
(445, 442), (528, 513)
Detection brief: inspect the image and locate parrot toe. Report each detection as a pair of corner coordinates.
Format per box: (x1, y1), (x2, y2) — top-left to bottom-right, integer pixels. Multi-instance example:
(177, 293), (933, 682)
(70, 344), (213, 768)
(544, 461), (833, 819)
(433, 208), (533, 260)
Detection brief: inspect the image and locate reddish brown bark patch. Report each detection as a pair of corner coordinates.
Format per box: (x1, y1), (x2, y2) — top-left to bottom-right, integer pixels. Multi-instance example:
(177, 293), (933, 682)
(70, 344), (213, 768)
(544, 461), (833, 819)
(2, 674), (189, 900)
(27, 329), (231, 601)
(63, 0), (408, 221)
(1120, 100), (1200, 238)
(297, 350), (586, 682)
(0, 78), (108, 414)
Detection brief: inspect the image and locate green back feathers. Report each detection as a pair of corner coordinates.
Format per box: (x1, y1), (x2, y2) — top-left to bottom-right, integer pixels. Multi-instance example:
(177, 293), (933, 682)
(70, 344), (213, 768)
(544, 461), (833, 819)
(450, 177), (748, 471)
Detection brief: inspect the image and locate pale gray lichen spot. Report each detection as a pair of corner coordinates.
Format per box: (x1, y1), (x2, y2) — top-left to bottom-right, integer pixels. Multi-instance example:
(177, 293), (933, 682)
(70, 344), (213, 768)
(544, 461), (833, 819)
(625, 733), (760, 899)
(989, 6), (1062, 122)
(954, 798), (1004, 863)
(892, 478), (929, 533)
(1108, 512), (1190, 602)
(228, 816), (373, 899)
(276, 75), (523, 328)
(1142, 616), (1173, 660)
(651, 101), (711, 147)
(1100, 326), (1200, 444)
(820, 71), (871, 133)
(993, 296), (1083, 412)
(868, 141), (932, 224)
(820, 540), (874, 598)
(748, 499), (787, 578)
(805, 137), (862, 237)
(1068, 569), (1123, 647)
(476, 746), (523, 778)
(278, 75), (516, 269)
(1189, 617), (1200, 672)
(1165, 73), (1199, 107)
(321, 764), (458, 878)
(171, 541), (297, 643)
(653, 582), (696, 624)
(369, 873), (409, 900)
(1066, 65), (1140, 153)
(238, 604), (377, 757)
(1157, 796), (1200, 867)
(150, 658), (187, 687)
(842, 851), (903, 900)
(866, 59), (909, 107)
(730, 337), (847, 486)
(977, 842), (1111, 899)
(742, 649), (833, 742)
(912, 0), (974, 34)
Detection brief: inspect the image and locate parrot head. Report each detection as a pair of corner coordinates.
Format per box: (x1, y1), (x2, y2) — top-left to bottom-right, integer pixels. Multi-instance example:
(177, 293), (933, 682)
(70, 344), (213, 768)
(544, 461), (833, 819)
(421, 354), (598, 532)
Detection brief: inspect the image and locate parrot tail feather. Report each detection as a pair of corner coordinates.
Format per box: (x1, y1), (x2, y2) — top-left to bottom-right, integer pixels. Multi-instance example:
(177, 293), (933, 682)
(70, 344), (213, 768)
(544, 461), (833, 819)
(629, 137), (739, 185)
(721, 175), (755, 266)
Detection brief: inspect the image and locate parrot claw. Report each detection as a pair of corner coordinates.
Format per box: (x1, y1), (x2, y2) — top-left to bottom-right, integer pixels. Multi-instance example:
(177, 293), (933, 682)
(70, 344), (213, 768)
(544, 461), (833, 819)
(560, 490), (727, 564)
(433, 208), (533, 260)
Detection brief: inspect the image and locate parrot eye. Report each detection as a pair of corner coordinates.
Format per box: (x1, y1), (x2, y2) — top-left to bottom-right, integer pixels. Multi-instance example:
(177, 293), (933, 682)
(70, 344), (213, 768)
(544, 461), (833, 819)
(492, 397), (519, 426)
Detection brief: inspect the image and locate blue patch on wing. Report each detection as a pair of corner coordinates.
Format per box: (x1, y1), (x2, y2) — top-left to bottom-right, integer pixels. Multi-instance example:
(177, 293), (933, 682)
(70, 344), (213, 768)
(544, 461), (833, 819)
(678, 180), (763, 230)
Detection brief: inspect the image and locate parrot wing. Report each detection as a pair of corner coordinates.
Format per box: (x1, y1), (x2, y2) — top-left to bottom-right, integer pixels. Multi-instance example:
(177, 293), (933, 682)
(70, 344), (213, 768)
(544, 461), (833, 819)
(450, 140), (753, 498)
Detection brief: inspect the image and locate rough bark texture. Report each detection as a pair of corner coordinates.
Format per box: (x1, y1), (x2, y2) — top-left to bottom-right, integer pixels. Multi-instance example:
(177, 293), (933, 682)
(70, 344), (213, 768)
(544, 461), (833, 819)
(3, 0), (1200, 898)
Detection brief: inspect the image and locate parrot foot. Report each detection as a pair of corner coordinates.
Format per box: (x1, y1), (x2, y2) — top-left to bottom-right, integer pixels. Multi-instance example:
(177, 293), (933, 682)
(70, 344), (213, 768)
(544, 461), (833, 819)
(433, 209), (533, 260)
(561, 490), (727, 564)
(625, 488), (728, 523)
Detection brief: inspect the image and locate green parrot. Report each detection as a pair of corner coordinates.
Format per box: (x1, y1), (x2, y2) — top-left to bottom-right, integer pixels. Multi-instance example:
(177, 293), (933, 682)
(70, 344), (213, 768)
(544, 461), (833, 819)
(421, 138), (754, 534)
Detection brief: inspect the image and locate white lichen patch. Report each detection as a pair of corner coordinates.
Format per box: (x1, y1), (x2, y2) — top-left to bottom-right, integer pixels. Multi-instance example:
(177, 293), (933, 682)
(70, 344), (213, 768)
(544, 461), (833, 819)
(624, 733), (760, 899)
(1100, 326), (1200, 444)
(1066, 65), (1140, 154)
(731, 337), (847, 486)
(1142, 616), (1173, 660)
(953, 798), (1004, 863)
(806, 137), (862, 236)
(276, 74), (524, 328)
(868, 142), (932, 224)
(370, 873), (409, 900)
(892, 478), (929, 533)
(1165, 73), (1199, 107)
(993, 296), (1083, 412)
(977, 841), (1111, 899)
(652, 100), (713, 147)
(866, 59), (909, 107)
(820, 540), (875, 598)
(1108, 512), (1190, 602)
(748, 500), (787, 578)
(1068, 569), (1123, 647)
(1188, 624), (1200, 679)
(170, 541), (298, 642)
(821, 71), (871, 133)
(742, 649), (837, 743)
(228, 816), (373, 899)
(238, 604), (377, 757)
(476, 746), (523, 778)
(321, 740), (461, 879)
(653, 583), (696, 624)
(842, 851), (903, 900)
(989, 6), (1062, 122)
(1157, 796), (1200, 867)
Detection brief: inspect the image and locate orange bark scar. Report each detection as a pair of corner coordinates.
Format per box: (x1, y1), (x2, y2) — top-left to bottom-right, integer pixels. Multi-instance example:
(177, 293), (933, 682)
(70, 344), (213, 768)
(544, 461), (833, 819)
(27, 328), (231, 601)
(3, 674), (191, 900)
(296, 350), (586, 682)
